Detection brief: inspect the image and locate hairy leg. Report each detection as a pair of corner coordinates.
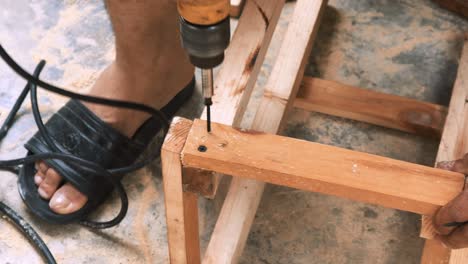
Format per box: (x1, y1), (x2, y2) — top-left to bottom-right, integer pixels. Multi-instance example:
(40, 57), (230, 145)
(34, 0), (194, 214)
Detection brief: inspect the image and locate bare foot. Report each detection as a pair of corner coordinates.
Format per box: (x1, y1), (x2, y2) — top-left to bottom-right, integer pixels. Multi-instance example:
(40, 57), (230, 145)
(33, 0), (196, 215)
(35, 59), (194, 214)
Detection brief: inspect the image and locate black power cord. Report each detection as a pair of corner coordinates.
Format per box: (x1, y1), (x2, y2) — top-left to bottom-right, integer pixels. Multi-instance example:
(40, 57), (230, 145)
(0, 202), (56, 264)
(0, 44), (171, 263)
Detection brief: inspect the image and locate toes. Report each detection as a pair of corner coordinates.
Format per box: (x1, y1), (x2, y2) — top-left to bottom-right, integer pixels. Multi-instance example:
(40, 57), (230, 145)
(34, 161), (49, 186)
(34, 171), (45, 186)
(38, 168), (63, 199)
(37, 161), (49, 174)
(34, 162), (89, 214)
(49, 183), (88, 214)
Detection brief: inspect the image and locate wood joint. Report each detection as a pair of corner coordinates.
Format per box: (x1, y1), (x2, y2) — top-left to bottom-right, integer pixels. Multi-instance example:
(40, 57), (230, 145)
(182, 167), (218, 198)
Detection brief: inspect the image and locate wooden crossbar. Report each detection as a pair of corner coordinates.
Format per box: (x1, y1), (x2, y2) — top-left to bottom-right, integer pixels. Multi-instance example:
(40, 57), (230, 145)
(184, 77), (450, 197)
(182, 119), (464, 215)
(295, 77), (448, 137)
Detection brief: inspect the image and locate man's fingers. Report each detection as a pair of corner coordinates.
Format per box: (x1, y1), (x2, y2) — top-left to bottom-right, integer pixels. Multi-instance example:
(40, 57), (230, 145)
(438, 154), (468, 174)
(453, 157), (468, 174)
(434, 156), (468, 235)
(433, 155), (468, 246)
(433, 190), (468, 235)
(438, 224), (468, 249)
(437, 160), (457, 171)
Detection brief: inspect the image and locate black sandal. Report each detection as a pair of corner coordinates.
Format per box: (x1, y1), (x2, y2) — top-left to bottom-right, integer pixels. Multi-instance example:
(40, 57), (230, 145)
(16, 64), (195, 227)
(0, 46), (197, 264)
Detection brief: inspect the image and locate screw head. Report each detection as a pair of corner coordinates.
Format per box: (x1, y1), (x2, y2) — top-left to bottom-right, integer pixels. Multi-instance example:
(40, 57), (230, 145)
(198, 145), (207, 152)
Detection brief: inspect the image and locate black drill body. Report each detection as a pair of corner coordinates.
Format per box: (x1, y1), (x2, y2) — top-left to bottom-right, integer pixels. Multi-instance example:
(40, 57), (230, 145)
(178, 14), (231, 132)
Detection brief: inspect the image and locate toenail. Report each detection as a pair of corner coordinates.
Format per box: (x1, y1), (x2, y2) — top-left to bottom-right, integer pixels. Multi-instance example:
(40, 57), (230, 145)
(38, 188), (49, 199)
(50, 194), (71, 209)
(39, 162), (48, 173)
(34, 175), (43, 185)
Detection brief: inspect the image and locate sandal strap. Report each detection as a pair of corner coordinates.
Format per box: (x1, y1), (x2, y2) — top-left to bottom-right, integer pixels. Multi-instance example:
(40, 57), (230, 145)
(19, 77), (194, 225)
(25, 99), (147, 198)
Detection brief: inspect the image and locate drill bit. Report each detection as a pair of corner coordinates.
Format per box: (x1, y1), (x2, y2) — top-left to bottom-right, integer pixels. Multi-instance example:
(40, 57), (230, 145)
(201, 68), (214, 132)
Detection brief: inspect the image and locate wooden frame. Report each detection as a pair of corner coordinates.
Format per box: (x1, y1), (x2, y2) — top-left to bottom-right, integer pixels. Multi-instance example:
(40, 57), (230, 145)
(162, 118), (200, 263)
(419, 35), (468, 264)
(179, 118), (463, 215)
(162, 0), (468, 263)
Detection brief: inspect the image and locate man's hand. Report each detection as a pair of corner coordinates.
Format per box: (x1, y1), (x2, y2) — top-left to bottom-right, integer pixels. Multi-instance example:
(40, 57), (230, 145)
(433, 154), (468, 249)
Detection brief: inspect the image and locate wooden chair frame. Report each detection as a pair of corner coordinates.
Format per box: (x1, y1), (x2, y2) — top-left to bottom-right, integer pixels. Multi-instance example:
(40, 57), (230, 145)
(161, 0), (468, 263)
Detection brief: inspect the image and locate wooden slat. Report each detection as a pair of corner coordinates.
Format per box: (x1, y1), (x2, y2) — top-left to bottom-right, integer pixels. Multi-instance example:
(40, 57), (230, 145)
(206, 0), (286, 128)
(202, 1), (327, 262)
(450, 250), (468, 264)
(230, 0), (245, 17)
(294, 77), (448, 137)
(162, 117), (200, 264)
(182, 119), (464, 215)
(188, 0), (286, 199)
(420, 239), (451, 264)
(420, 38), (468, 263)
(434, 40), (468, 165)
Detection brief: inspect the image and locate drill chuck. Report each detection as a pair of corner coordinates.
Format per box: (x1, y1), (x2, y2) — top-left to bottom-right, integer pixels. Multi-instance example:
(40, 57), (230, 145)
(179, 17), (230, 69)
(177, 0), (231, 132)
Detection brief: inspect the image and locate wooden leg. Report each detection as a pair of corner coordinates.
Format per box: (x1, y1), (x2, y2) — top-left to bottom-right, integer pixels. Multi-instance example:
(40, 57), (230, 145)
(182, 192), (200, 264)
(202, 177), (265, 264)
(162, 118), (200, 264)
(421, 240), (468, 264)
(420, 37), (468, 263)
(202, 0), (328, 263)
(421, 239), (451, 264)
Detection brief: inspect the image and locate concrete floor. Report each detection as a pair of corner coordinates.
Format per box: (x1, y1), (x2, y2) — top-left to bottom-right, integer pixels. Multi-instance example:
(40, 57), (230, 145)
(0, 0), (467, 263)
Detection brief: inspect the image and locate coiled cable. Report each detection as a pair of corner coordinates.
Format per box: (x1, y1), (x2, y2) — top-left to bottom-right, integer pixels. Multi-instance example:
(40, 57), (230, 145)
(0, 44), (171, 263)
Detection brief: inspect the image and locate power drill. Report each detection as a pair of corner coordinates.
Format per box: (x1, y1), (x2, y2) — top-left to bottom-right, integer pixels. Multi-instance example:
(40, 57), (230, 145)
(177, 0), (231, 132)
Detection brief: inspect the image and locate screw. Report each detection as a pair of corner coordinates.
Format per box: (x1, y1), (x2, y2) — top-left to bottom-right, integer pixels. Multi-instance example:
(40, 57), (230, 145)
(198, 145), (207, 152)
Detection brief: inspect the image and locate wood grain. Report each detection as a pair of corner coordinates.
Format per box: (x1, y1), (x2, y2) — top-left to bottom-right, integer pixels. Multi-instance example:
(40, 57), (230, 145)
(161, 117), (200, 264)
(420, 38), (468, 263)
(420, 239), (451, 264)
(202, 1), (328, 262)
(183, 119), (464, 215)
(294, 77), (448, 137)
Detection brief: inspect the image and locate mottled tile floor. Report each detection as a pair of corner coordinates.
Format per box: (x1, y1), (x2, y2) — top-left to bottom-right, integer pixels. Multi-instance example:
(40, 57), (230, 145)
(0, 0), (467, 263)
